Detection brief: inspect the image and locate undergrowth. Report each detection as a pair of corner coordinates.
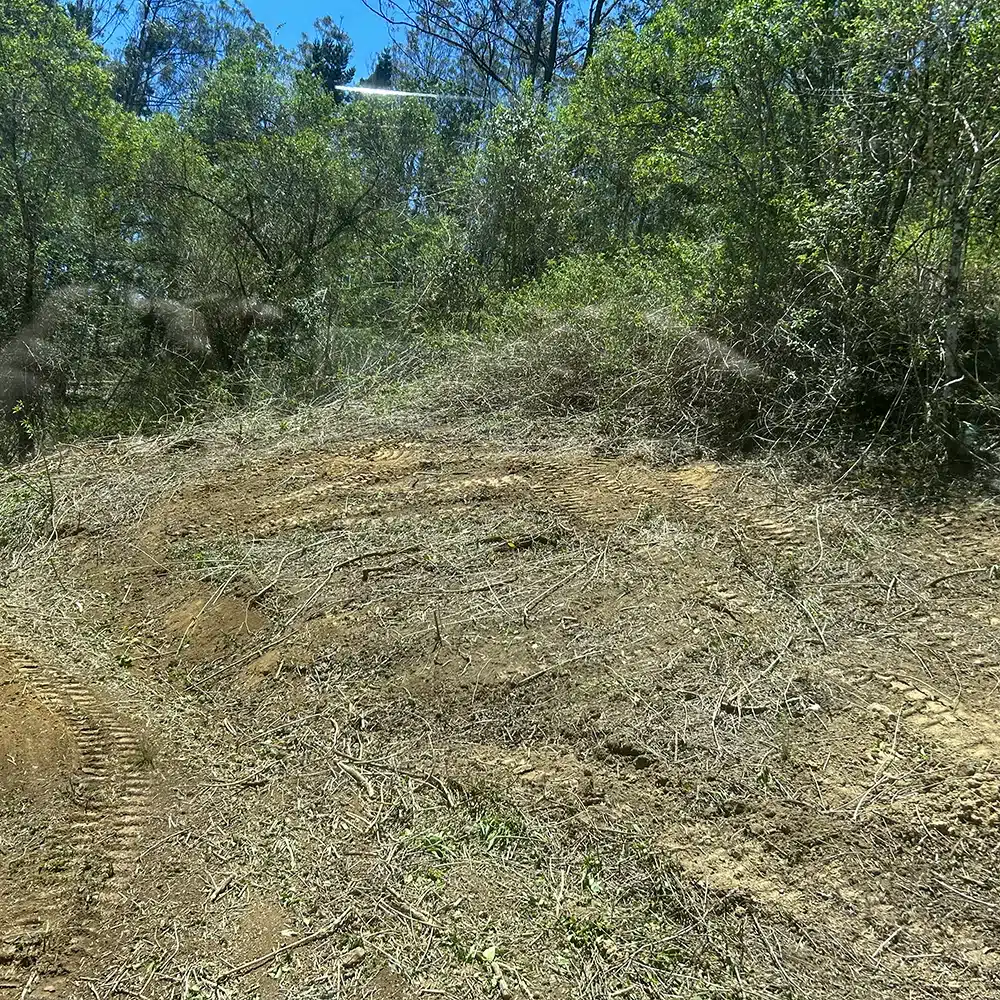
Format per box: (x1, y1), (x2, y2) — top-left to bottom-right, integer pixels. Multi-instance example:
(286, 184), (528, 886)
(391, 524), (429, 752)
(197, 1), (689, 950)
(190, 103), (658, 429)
(4, 249), (1000, 476)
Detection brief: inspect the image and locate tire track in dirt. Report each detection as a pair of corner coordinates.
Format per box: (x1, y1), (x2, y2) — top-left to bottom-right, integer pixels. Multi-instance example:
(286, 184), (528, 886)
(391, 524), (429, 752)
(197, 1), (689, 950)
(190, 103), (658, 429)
(818, 655), (1000, 842)
(0, 645), (156, 992)
(923, 504), (1000, 566)
(41, 434), (1000, 996)
(522, 456), (813, 555)
(525, 455), (998, 775)
(152, 444), (815, 559)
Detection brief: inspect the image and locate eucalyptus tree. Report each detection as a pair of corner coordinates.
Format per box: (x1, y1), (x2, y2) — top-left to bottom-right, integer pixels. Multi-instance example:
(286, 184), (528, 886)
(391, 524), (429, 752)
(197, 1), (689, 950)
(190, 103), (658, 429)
(0, 0), (140, 329)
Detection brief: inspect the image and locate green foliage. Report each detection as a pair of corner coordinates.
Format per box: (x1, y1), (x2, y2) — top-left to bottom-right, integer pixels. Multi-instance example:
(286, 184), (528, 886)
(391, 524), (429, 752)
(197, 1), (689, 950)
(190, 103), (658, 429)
(110, 0), (273, 115)
(3, 0), (1000, 465)
(436, 249), (765, 446)
(363, 48), (395, 88)
(300, 17), (355, 100)
(470, 90), (577, 287)
(562, 0), (1000, 452)
(186, 45), (292, 145)
(0, 0), (130, 327)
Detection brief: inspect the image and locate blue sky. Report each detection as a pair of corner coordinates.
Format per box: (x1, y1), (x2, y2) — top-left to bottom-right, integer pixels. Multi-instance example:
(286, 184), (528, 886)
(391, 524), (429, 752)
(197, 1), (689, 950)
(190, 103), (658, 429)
(247, 0), (393, 76)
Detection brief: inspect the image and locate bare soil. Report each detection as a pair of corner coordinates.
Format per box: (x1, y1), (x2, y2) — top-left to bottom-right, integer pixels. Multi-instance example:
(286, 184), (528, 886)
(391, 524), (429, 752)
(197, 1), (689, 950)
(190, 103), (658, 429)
(1, 404), (999, 998)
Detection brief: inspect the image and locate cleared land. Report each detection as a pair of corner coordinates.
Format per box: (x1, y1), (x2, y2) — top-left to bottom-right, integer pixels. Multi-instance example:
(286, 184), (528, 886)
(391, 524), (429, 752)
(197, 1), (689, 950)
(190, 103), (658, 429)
(1, 403), (999, 999)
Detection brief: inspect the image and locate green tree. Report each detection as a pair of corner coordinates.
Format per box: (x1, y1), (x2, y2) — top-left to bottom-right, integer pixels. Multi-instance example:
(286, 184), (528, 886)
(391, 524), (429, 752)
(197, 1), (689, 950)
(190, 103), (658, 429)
(173, 48), (374, 301)
(112, 0), (272, 115)
(300, 17), (355, 101)
(362, 47), (394, 88)
(567, 0), (1000, 447)
(0, 0), (134, 327)
(470, 90), (576, 287)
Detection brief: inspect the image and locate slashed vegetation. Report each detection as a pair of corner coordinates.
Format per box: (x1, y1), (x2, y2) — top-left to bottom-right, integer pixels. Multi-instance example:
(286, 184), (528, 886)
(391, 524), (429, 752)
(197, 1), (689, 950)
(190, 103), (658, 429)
(1, 404), (999, 997)
(3, 0), (1000, 996)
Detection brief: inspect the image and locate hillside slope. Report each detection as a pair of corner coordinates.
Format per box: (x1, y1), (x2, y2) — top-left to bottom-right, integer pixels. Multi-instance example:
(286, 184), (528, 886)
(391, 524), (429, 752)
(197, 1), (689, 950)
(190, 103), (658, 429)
(2, 405), (999, 998)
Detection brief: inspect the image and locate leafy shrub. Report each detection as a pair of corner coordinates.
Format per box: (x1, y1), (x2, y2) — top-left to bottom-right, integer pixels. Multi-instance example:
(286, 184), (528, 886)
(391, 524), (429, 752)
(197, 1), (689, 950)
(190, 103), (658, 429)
(431, 250), (766, 448)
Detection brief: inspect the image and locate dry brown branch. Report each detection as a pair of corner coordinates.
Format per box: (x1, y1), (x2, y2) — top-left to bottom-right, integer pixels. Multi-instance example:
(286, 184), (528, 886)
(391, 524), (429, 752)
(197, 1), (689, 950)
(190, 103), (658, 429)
(217, 911), (352, 982)
(332, 544), (421, 571)
(927, 565), (997, 588)
(522, 553), (599, 615)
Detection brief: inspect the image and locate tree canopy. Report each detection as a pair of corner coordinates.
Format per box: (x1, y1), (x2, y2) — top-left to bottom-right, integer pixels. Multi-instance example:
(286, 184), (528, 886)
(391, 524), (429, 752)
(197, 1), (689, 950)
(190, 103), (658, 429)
(3, 0), (1000, 459)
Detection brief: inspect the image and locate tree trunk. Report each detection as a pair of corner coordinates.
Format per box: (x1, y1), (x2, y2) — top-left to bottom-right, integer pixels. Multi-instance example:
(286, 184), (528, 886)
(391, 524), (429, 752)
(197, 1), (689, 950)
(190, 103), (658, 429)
(584, 0), (604, 68)
(529, 0), (545, 85)
(939, 149), (983, 460)
(120, 0), (155, 113)
(12, 166), (36, 324)
(542, 0), (563, 89)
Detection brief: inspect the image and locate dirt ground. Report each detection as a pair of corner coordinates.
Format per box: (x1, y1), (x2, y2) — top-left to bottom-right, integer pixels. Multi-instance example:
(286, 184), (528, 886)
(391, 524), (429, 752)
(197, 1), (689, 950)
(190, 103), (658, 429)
(1, 403), (999, 999)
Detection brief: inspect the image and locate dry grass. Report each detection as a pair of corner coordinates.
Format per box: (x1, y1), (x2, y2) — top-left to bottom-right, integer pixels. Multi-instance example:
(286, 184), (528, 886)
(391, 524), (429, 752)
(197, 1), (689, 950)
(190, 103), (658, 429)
(1, 397), (999, 999)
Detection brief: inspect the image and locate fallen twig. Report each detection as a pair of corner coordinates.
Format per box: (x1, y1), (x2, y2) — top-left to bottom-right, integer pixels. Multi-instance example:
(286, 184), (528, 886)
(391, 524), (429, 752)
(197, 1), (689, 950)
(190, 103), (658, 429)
(511, 649), (598, 689)
(511, 664), (554, 688)
(361, 557), (416, 580)
(338, 759), (375, 797)
(217, 911), (352, 981)
(806, 504), (824, 574)
(523, 554), (598, 616)
(332, 545), (420, 571)
(478, 533), (559, 551)
(248, 538), (328, 608)
(928, 565), (997, 588)
(207, 873), (236, 903)
(383, 887), (442, 930)
(871, 925), (903, 959)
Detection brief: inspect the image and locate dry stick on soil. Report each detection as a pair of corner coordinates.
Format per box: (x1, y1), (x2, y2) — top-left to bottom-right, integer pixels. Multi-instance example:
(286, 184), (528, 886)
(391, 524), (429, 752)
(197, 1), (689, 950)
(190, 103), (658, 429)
(928, 565), (997, 588)
(851, 708), (903, 821)
(338, 759), (375, 797)
(522, 553), (599, 617)
(361, 557), (414, 580)
(382, 887), (442, 931)
(432, 575), (516, 595)
(786, 592), (827, 648)
(234, 710), (329, 749)
(207, 873), (236, 903)
(125, 540), (169, 571)
(280, 567), (337, 631)
(198, 635), (284, 683)
(731, 635), (797, 705)
(17, 973), (38, 1000)
(248, 538), (329, 607)
(806, 504), (824, 574)
(332, 544), (421, 571)
(360, 757), (459, 807)
(294, 726), (457, 806)
(871, 925), (904, 959)
(217, 911), (352, 982)
(280, 544), (422, 635)
(511, 648), (599, 689)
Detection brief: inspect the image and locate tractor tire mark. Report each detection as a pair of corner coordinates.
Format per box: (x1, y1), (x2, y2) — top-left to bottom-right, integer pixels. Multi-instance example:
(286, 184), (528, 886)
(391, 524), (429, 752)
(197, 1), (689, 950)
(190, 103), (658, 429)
(0, 646), (155, 989)
(524, 457), (812, 554)
(874, 675), (1000, 764)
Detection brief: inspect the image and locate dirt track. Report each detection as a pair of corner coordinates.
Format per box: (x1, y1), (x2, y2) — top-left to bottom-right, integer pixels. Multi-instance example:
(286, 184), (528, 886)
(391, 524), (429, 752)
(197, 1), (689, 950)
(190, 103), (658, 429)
(2, 414), (999, 998)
